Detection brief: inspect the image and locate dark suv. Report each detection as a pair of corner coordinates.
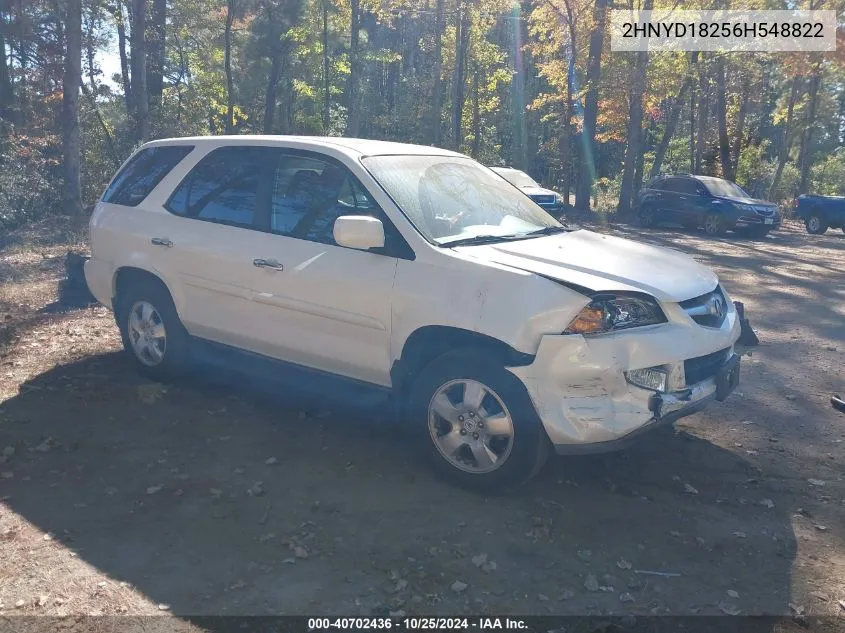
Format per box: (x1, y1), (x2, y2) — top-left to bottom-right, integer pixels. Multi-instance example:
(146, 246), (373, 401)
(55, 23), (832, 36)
(636, 174), (781, 237)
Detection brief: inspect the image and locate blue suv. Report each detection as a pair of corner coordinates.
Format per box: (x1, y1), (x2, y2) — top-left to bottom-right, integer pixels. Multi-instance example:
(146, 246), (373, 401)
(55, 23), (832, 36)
(637, 174), (781, 237)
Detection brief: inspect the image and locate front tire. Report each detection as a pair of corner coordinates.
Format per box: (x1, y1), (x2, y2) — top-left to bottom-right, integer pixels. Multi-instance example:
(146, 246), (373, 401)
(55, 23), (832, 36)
(116, 279), (190, 380)
(408, 350), (549, 493)
(703, 213), (725, 236)
(805, 212), (828, 235)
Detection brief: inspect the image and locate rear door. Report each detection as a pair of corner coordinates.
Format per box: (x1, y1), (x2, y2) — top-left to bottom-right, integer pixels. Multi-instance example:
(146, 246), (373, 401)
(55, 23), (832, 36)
(153, 145), (278, 351)
(662, 177), (696, 223)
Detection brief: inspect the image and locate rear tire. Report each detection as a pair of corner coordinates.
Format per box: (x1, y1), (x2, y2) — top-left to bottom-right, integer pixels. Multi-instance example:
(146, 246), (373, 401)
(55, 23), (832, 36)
(703, 213), (725, 236)
(115, 278), (190, 381)
(638, 204), (657, 228)
(805, 212), (828, 235)
(407, 349), (549, 493)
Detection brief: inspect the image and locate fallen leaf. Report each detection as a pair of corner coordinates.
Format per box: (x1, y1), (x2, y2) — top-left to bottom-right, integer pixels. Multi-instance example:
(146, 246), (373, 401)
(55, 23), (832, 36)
(451, 581), (467, 594)
(146, 485), (163, 495)
(684, 483), (699, 495)
(727, 590), (739, 599)
(617, 558), (632, 570)
(760, 499), (775, 509)
(719, 602), (741, 615)
(808, 479), (826, 487)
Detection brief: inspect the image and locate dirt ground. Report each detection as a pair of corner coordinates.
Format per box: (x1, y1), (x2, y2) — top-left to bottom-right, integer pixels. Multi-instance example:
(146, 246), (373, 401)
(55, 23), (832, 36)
(0, 218), (843, 627)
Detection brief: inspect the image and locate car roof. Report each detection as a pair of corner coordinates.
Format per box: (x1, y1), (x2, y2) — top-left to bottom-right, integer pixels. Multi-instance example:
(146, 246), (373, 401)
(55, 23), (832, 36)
(141, 135), (465, 158)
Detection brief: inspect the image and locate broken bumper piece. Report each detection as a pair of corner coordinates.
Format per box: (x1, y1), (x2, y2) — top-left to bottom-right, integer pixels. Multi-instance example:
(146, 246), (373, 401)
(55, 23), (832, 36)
(507, 313), (741, 455)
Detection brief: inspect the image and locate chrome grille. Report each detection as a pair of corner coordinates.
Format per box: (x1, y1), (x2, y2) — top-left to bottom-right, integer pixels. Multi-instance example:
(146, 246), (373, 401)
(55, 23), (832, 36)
(680, 286), (728, 328)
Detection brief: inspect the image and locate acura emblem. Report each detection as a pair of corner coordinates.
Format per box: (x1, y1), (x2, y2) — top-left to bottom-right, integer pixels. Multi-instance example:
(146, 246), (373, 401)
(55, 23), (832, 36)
(711, 295), (726, 319)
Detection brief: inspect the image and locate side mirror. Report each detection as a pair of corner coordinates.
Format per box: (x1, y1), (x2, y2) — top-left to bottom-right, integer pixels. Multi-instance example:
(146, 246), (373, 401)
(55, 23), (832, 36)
(333, 215), (385, 251)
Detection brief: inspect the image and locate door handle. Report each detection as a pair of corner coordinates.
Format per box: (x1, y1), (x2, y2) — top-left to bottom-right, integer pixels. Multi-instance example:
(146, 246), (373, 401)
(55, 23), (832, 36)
(253, 258), (284, 271)
(151, 237), (173, 247)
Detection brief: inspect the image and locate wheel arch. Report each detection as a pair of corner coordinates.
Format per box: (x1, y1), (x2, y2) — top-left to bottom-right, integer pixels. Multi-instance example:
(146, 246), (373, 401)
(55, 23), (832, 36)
(390, 325), (535, 401)
(112, 267), (179, 323)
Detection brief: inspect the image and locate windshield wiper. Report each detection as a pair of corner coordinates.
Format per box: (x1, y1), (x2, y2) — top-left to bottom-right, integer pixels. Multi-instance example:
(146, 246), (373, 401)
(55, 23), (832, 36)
(523, 225), (573, 236)
(440, 225), (573, 248)
(439, 234), (528, 247)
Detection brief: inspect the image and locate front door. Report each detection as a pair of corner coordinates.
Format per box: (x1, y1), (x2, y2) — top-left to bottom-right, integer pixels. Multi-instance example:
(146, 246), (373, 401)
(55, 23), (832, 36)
(240, 151), (406, 386)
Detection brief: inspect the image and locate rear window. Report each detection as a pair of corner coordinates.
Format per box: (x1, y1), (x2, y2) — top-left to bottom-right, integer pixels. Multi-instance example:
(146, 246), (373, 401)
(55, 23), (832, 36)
(102, 145), (194, 207)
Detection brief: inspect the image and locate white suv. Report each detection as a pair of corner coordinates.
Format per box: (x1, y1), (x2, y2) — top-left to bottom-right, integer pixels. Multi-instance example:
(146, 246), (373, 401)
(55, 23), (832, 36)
(86, 136), (742, 491)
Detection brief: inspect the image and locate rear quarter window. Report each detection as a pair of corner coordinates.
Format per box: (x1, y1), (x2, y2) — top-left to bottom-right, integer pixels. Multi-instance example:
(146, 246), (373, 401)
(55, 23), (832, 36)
(102, 145), (194, 207)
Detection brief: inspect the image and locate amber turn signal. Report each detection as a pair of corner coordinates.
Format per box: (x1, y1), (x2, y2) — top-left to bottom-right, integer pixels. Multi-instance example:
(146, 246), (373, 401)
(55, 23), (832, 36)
(564, 306), (605, 334)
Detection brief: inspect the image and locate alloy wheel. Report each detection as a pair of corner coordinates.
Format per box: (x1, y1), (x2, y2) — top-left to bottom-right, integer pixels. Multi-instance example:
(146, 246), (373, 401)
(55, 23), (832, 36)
(127, 300), (167, 367)
(427, 379), (515, 474)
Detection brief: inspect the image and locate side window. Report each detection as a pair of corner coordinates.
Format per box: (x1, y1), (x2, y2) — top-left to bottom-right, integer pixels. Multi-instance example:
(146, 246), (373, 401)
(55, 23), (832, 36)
(166, 146), (273, 229)
(678, 179), (702, 195)
(666, 178), (699, 195)
(103, 145), (193, 207)
(270, 154), (379, 246)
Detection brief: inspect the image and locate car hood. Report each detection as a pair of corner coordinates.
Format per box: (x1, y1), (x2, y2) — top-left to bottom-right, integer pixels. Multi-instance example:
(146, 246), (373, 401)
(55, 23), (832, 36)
(455, 229), (718, 303)
(716, 195), (777, 208)
(520, 186), (557, 198)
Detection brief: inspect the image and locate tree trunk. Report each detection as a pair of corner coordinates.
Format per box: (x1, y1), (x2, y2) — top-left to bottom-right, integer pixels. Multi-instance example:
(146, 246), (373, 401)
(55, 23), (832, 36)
(224, 0), (235, 134)
(147, 0), (166, 109)
(575, 0), (607, 211)
(798, 61), (822, 194)
(62, 0), (83, 216)
(264, 47), (281, 134)
(432, 0), (444, 145)
(715, 57), (731, 180)
(0, 14), (14, 125)
(617, 51), (647, 215)
(560, 0), (576, 207)
(347, 0), (361, 136)
(130, 0), (148, 141)
(81, 81), (120, 168)
(618, 0), (652, 216)
(322, 0), (330, 132)
(769, 76), (800, 199)
(15, 0), (27, 119)
(729, 91), (748, 181)
(115, 2), (132, 115)
(694, 63), (709, 173)
(562, 47), (574, 206)
(688, 72), (695, 172)
(451, 3), (470, 151)
(470, 68), (480, 158)
(650, 79), (691, 179)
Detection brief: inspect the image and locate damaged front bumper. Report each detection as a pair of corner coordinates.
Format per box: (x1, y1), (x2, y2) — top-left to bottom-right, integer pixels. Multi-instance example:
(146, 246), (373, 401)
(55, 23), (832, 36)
(507, 310), (742, 455)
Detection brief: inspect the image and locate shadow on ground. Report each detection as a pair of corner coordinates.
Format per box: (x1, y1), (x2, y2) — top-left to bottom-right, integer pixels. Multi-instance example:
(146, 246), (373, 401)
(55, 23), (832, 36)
(0, 350), (797, 620)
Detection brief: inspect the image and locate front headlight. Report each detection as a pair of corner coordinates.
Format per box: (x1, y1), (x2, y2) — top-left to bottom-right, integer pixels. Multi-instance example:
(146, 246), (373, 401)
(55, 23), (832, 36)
(564, 293), (667, 335)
